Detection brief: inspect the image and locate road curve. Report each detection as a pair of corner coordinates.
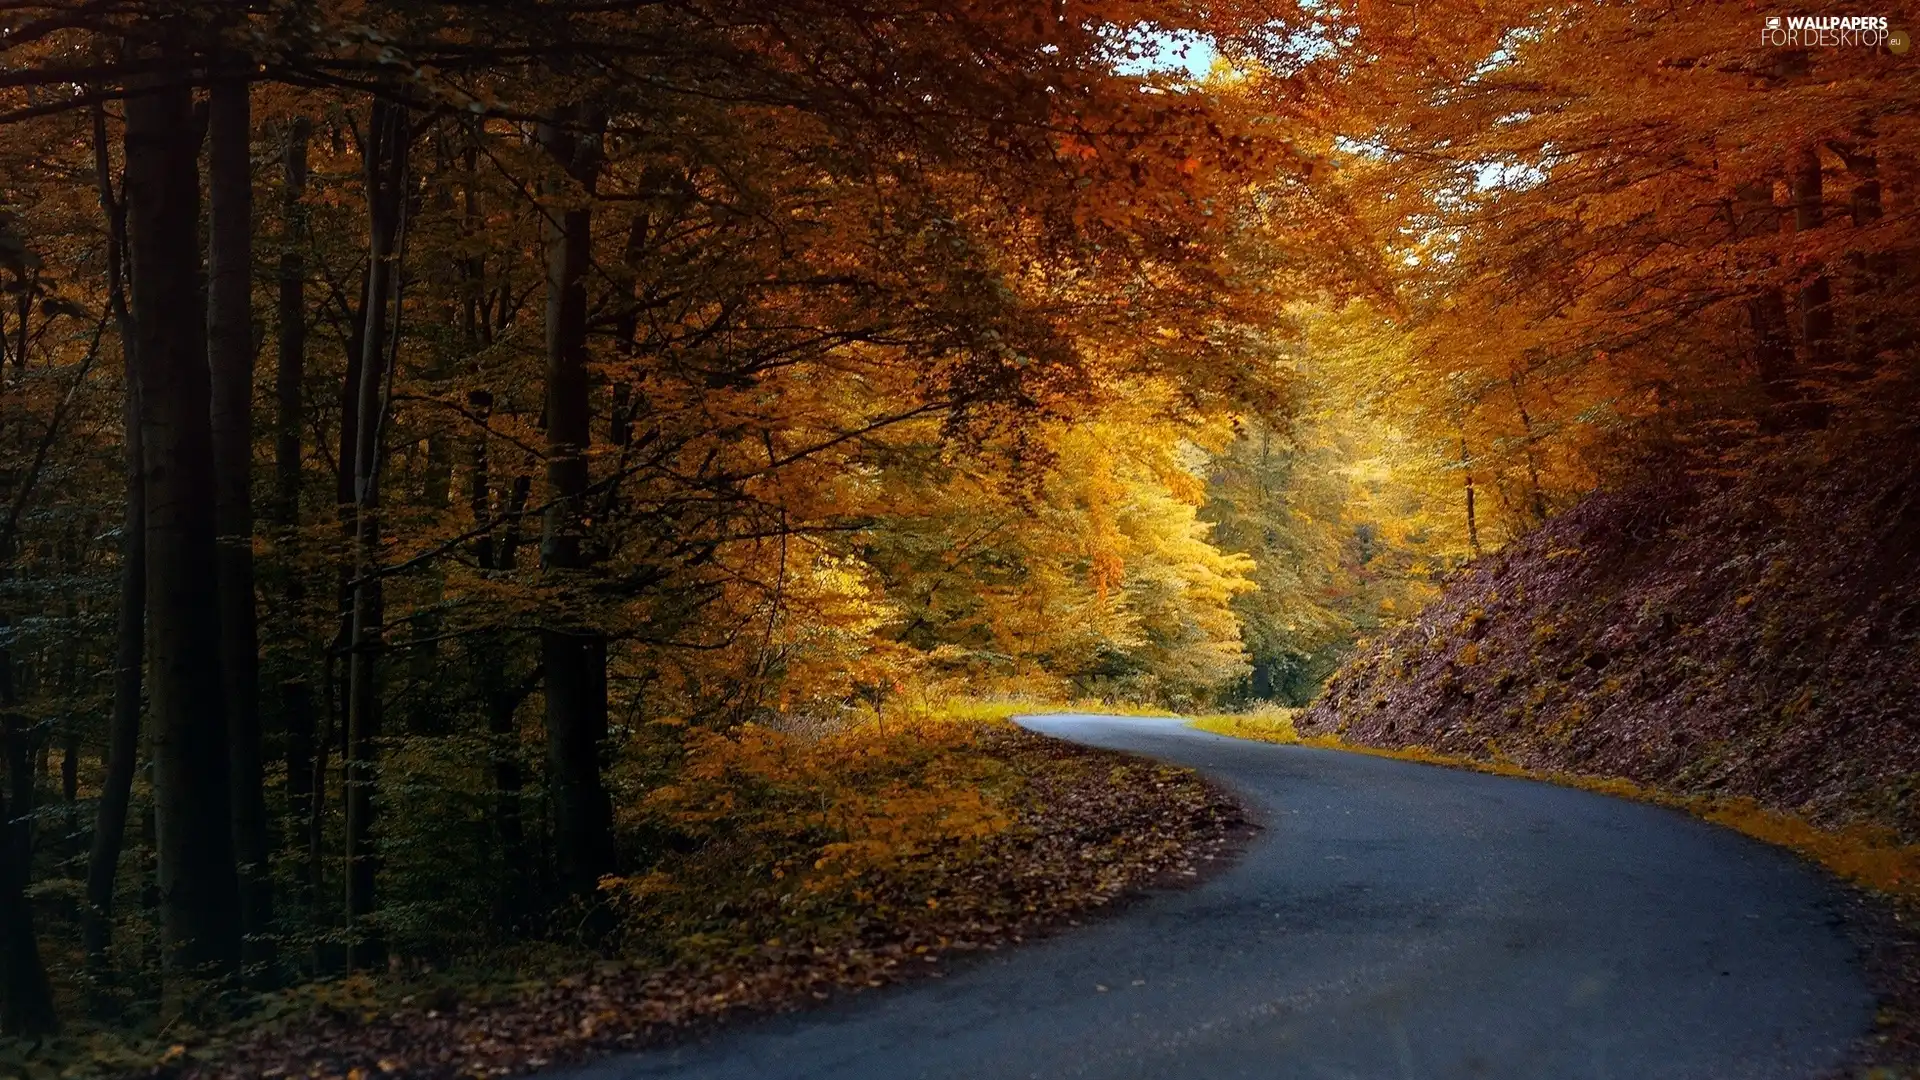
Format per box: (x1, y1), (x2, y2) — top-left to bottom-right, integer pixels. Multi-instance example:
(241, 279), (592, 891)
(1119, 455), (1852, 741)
(557, 714), (1874, 1080)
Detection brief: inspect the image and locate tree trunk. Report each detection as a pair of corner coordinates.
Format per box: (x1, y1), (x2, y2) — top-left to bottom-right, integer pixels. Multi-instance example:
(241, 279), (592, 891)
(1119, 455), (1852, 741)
(57, 519), (82, 874)
(1837, 138), (1888, 371)
(1789, 146), (1835, 430)
(58, 724), (76, 854)
(501, 475), (531, 571)
(1792, 146), (1833, 367)
(337, 268), (366, 520)
(0, 717), (56, 1035)
(306, 661), (331, 972)
(0, 574), (53, 1033)
(281, 679), (313, 911)
(12, 288), (29, 379)
(87, 387), (143, 971)
(465, 394), (531, 926)
(1747, 288), (1796, 406)
(319, 264), (364, 964)
(275, 118), (311, 528)
(535, 107), (615, 905)
(542, 631), (610, 898)
(344, 99), (409, 971)
(273, 120), (314, 921)
(1459, 431), (1481, 559)
(485, 662), (528, 932)
(84, 101), (143, 974)
(1734, 179), (1800, 424)
(1508, 370), (1548, 524)
(468, 390), (496, 570)
(461, 143), (492, 351)
(209, 76), (275, 984)
(126, 75), (242, 986)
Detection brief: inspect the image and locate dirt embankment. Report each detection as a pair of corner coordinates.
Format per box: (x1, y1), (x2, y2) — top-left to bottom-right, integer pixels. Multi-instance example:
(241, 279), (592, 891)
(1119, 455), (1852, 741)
(1299, 431), (1920, 841)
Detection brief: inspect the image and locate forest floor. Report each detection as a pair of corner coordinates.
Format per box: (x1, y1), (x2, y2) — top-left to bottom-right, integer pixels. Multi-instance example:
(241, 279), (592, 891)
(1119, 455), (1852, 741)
(62, 721), (1245, 1080)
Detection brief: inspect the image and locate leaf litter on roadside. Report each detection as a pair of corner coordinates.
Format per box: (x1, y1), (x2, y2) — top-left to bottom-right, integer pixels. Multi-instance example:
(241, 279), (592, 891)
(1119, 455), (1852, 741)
(143, 726), (1249, 1080)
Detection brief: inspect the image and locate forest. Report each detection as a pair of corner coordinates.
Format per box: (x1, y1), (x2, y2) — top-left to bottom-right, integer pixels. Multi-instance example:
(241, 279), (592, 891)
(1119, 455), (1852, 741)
(0, 1), (1916, 1075)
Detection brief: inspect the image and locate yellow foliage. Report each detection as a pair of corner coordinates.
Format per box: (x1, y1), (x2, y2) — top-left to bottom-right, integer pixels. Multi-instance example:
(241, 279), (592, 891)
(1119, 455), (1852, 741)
(615, 717), (1015, 933)
(1188, 704), (1302, 743)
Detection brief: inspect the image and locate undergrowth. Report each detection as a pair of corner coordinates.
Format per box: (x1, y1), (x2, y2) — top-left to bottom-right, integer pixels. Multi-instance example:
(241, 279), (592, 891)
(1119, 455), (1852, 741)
(4, 700), (1236, 1080)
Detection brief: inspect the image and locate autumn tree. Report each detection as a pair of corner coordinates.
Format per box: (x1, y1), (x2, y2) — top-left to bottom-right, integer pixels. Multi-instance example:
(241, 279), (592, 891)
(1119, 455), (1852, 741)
(1232, 2), (1920, 519)
(0, 0), (1321, 1030)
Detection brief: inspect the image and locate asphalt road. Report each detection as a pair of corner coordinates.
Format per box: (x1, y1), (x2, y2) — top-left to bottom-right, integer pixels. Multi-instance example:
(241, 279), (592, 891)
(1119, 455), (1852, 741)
(558, 713), (1875, 1080)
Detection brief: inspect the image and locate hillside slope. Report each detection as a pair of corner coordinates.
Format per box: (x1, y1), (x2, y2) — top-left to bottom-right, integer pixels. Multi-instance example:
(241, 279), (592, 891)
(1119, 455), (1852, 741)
(1299, 432), (1920, 841)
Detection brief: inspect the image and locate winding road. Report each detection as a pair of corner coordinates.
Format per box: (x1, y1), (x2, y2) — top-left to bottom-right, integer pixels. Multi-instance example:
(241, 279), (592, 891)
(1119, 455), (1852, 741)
(559, 713), (1875, 1080)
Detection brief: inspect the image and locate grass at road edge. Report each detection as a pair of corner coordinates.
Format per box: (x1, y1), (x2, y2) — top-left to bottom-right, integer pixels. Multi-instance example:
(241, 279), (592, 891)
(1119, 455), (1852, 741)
(1190, 705), (1920, 1079)
(1188, 708), (1920, 903)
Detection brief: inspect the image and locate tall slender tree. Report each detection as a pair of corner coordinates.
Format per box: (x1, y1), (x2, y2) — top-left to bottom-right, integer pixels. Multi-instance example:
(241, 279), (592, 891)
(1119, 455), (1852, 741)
(84, 102), (143, 972)
(536, 105), (615, 906)
(275, 117), (310, 529)
(208, 75), (275, 983)
(344, 98), (409, 971)
(0, 708), (55, 1034)
(126, 69), (243, 986)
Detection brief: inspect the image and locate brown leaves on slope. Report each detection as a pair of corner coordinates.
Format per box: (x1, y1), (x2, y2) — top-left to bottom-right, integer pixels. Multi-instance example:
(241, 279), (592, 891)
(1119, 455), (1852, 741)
(1302, 430), (1920, 843)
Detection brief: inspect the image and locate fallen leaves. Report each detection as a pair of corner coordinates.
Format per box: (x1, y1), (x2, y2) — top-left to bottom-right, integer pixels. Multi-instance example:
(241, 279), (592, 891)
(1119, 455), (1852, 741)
(138, 726), (1247, 1080)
